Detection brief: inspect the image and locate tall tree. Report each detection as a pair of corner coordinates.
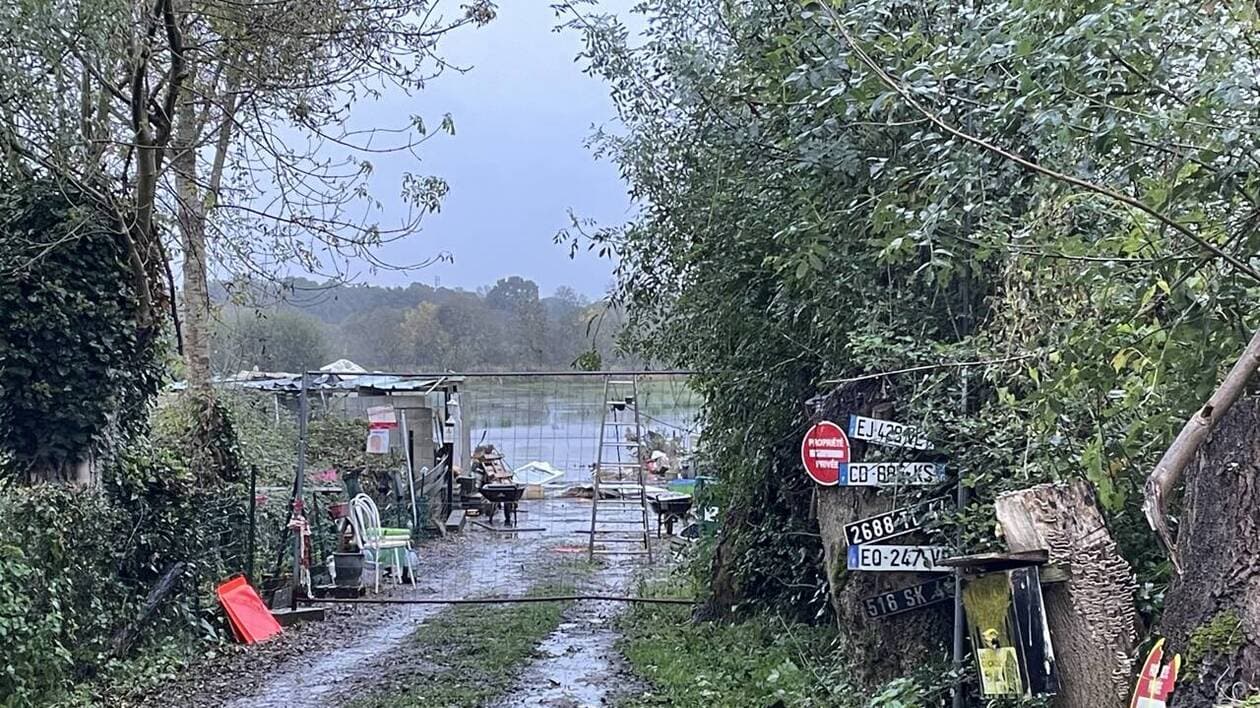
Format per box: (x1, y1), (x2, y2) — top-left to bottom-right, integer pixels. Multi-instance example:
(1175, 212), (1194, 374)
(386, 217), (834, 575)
(0, 0), (497, 395)
(561, 0), (1260, 696)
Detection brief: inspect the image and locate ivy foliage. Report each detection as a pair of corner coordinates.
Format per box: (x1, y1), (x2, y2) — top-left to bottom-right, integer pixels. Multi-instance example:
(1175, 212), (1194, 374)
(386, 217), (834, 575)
(562, 0), (1260, 626)
(0, 180), (162, 480)
(0, 394), (297, 706)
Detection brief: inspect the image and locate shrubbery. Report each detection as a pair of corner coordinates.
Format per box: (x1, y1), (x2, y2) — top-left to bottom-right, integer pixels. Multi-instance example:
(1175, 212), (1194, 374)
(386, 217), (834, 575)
(0, 395), (285, 706)
(0, 488), (131, 703)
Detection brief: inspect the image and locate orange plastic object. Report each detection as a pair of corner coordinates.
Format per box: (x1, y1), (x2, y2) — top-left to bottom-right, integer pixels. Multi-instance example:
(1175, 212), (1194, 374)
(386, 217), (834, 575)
(216, 575), (282, 644)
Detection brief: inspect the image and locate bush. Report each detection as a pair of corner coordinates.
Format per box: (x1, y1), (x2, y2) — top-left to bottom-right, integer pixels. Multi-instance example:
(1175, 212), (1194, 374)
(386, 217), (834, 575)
(0, 488), (132, 705)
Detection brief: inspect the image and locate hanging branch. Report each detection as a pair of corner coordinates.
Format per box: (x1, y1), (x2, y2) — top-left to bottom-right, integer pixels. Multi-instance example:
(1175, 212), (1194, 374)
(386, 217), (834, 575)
(1141, 326), (1260, 572)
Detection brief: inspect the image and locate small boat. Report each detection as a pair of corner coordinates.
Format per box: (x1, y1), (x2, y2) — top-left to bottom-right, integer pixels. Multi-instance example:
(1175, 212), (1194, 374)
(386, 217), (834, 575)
(513, 461), (564, 486)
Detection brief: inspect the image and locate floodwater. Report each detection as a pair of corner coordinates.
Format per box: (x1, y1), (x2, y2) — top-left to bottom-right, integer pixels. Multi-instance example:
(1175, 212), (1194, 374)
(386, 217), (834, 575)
(226, 498), (647, 708)
(463, 378), (701, 483)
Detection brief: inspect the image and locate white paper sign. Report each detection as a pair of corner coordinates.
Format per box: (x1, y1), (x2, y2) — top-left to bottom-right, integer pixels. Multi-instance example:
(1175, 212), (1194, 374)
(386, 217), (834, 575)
(365, 428), (391, 454)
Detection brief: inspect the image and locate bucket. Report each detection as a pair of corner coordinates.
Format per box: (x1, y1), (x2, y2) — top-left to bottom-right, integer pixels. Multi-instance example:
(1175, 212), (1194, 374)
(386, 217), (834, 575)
(332, 552), (364, 588)
(327, 502), (350, 521)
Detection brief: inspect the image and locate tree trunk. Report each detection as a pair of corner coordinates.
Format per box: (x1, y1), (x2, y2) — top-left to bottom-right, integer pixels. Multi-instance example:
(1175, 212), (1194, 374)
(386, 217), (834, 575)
(994, 480), (1137, 708)
(813, 380), (952, 688)
(174, 88), (212, 395)
(1160, 398), (1260, 708)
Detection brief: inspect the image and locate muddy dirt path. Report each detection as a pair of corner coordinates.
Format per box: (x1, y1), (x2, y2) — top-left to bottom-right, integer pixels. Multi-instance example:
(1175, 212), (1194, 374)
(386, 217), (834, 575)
(492, 557), (643, 708)
(146, 498), (649, 707)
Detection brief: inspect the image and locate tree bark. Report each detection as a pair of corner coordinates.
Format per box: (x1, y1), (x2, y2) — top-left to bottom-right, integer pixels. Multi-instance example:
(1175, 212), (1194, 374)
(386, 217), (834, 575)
(812, 380), (953, 688)
(994, 480), (1137, 708)
(174, 84), (213, 396)
(1144, 325), (1260, 570)
(1160, 399), (1260, 708)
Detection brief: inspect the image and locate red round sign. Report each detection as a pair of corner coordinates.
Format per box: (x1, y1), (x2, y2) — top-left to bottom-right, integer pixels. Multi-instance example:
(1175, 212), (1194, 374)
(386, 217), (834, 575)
(801, 420), (851, 486)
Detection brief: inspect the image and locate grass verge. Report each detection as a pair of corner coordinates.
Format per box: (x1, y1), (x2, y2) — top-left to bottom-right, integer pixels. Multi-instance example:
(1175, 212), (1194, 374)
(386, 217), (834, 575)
(615, 602), (841, 707)
(346, 559), (594, 708)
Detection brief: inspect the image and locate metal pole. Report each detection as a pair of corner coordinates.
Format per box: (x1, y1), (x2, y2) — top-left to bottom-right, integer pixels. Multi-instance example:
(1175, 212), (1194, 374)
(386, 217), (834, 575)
(952, 370), (969, 708)
(301, 369), (698, 379)
(247, 464), (257, 584)
(291, 371), (310, 610)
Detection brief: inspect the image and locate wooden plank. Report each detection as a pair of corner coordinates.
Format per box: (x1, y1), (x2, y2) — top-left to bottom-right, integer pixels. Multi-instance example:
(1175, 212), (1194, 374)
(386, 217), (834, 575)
(937, 549), (1049, 571)
(444, 509), (467, 532)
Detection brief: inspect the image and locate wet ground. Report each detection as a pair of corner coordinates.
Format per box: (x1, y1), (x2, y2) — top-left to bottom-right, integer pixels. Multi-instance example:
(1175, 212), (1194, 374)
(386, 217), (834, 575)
(143, 498), (650, 707)
(493, 556), (642, 708)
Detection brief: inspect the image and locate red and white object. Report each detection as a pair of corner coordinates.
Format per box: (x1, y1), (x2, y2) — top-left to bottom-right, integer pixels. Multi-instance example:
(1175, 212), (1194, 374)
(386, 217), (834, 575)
(1131, 638), (1180, 708)
(801, 420), (851, 486)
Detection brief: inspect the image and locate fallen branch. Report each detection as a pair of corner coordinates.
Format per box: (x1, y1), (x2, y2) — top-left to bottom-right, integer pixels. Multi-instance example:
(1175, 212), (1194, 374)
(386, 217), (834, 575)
(109, 562), (186, 659)
(1142, 326), (1260, 573)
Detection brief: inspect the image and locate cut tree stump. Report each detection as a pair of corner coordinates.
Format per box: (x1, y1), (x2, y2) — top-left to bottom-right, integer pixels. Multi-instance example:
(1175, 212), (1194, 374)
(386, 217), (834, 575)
(994, 480), (1136, 708)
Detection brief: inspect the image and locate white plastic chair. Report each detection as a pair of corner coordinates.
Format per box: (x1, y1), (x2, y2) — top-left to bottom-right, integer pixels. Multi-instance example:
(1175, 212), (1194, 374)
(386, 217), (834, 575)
(348, 493), (415, 592)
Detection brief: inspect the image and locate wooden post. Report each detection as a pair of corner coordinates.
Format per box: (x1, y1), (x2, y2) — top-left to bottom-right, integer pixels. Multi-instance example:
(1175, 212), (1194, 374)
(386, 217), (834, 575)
(994, 481), (1136, 708)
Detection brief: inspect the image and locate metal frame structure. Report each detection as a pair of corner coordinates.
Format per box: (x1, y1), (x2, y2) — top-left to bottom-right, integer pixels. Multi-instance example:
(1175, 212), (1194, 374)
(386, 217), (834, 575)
(286, 369), (696, 604)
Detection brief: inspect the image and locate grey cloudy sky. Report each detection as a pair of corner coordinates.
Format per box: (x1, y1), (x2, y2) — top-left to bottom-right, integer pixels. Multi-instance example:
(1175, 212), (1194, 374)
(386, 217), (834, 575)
(344, 1), (636, 299)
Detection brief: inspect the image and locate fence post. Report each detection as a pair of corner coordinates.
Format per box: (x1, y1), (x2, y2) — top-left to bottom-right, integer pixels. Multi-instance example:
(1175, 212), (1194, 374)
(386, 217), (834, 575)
(247, 464), (257, 584)
(291, 371), (311, 611)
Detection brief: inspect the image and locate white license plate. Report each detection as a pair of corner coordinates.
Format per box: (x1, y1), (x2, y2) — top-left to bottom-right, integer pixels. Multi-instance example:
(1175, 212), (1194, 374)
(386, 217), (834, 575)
(842, 462), (945, 486)
(846, 544), (950, 572)
(847, 414), (931, 450)
(843, 498), (949, 545)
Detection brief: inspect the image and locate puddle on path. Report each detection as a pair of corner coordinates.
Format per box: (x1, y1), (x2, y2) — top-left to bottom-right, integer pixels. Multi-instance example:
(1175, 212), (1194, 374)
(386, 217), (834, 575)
(230, 499), (593, 708)
(494, 547), (643, 707)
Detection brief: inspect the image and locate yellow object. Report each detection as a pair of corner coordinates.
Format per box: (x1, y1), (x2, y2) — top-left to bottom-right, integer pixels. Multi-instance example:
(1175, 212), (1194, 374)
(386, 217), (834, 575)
(963, 574), (1024, 697)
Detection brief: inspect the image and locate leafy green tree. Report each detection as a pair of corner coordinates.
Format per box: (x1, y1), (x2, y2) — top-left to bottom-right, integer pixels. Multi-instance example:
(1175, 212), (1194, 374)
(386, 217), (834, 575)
(335, 308), (409, 369)
(211, 307), (330, 374)
(561, 0), (1260, 694)
(486, 276), (547, 366)
(0, 182), (161, 483)
(400, 302), (452, 368)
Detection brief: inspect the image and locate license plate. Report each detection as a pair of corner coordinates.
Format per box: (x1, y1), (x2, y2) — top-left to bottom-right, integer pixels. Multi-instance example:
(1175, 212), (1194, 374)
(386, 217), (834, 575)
(847, 414), (931, 450)
(846, 544), (950, 572)
(841, 462), (945, 486)
(843, 498), (949, 545)
(862, 577), (955, 618)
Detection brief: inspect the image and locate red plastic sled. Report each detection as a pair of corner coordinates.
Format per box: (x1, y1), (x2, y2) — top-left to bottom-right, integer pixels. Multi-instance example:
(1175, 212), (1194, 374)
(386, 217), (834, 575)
(216, 575), (282, 644)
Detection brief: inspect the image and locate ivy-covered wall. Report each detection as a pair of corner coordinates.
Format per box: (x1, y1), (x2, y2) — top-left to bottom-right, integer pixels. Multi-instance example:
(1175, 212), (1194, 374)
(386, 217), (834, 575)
(0, 181), (163, 482)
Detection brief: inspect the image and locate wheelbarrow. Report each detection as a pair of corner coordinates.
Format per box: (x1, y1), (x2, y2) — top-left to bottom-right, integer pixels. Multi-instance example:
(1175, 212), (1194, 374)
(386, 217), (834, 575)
(649, 493), (693, 536)
(480, 483), (526, 526)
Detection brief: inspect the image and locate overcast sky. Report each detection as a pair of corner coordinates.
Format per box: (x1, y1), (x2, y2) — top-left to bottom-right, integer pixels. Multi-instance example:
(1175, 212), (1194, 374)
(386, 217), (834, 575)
(337, 1), (636, 299)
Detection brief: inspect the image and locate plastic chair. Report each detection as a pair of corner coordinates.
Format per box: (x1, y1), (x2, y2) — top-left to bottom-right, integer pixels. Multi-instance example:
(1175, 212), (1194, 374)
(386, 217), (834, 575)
(348, 493), (415, 592)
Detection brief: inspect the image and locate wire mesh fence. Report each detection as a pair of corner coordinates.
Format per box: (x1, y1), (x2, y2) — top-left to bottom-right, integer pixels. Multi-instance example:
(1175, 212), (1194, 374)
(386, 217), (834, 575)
(459, 373), (702, 484)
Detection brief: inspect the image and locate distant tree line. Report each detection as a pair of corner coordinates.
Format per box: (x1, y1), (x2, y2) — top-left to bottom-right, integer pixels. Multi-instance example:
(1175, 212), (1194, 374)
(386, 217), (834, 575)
(210, 276), (629, 374)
